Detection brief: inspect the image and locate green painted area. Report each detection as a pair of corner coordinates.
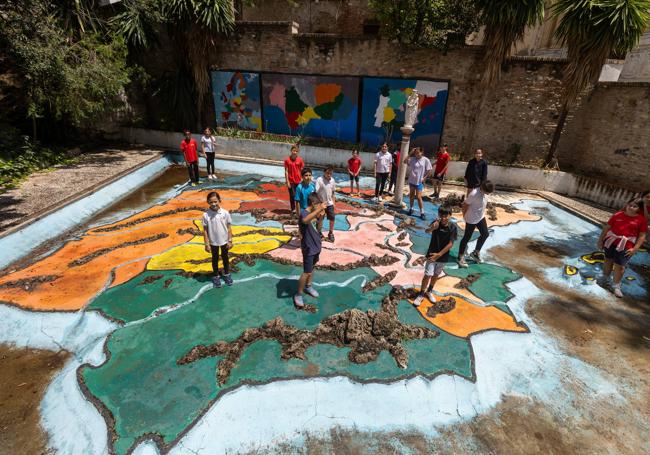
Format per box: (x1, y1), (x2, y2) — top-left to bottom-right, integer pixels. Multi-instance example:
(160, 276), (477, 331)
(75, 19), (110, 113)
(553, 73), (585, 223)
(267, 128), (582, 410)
(313, 92), (344, 119)
(444, 263), (520, 303)
(284, 87), (308, 114)
(387, 89), (408, 109)
(89, 270), (210, 323)
(82, 260), (472, 454)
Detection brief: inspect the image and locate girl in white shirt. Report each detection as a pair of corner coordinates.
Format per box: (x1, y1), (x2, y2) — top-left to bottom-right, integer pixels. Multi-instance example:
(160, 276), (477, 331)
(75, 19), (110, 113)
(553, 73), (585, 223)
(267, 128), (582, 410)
(201, 127), (217, 180)
(457, 180), (494, 268)
(374, 143), (392, 202)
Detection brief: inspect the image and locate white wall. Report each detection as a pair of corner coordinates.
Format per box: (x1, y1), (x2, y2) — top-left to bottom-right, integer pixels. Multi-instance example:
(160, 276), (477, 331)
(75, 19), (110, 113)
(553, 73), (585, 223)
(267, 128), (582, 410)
(120, 128), (638, 209)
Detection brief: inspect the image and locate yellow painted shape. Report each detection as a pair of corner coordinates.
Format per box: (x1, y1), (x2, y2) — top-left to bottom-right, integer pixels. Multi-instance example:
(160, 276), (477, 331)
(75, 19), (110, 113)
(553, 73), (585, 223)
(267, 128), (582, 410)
(411, 294), (527, 338)
(251, 116), (262, 132)
(564, 265), (578, 276)
(383, 107), (396, 123)
(147, 226), (291, 273)
(581, 252), (605, 264)
(298, 106), (321, 125)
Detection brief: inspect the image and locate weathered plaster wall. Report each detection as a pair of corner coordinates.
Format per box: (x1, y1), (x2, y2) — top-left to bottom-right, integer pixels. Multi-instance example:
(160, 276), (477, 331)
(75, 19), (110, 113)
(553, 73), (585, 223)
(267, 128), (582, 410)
(558, 83), (650, 192)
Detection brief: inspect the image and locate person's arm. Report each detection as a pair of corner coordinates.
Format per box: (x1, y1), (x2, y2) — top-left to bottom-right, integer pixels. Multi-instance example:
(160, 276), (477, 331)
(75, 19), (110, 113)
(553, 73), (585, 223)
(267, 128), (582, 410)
(201, 138), (207, 157)
(627, 231), (646, 257)
(374, 157), (378, 176)
(227, 222), (233, 249)
(425, 220), (439, 234)
(462, 201), (469, 218)
(481, 161), (488, 182)
(203, 222), (211, 253)
(597, 224), (611, 250)
(294, 189), (301, 218)
(284, 165), (291, 188)
(441, 157), (450, 175)
(430, 239), (454, 260)
(302, 203), (327, 224)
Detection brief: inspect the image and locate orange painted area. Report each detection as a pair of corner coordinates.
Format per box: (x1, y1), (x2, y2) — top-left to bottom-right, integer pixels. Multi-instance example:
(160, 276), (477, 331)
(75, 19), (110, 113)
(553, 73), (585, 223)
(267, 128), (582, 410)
(412, 294), (527, 338)
(454, 207), (540, 230)
(314, 83), (342, 105)
(111, 258), (149, 288)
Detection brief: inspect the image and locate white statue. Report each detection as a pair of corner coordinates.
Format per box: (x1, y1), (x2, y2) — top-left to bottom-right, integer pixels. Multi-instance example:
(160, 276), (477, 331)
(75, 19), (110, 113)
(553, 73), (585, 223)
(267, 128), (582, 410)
(404, 90), (419, 127)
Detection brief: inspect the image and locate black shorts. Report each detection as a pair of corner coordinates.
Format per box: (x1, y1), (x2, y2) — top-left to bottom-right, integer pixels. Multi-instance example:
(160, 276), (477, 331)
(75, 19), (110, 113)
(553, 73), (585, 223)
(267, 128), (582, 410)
(325, 205), (335, 221)
(349, 173), (359, 183)
(302, 252), (320, 273)
(604, 244), (630, 267)
(433, 173), (445, 182)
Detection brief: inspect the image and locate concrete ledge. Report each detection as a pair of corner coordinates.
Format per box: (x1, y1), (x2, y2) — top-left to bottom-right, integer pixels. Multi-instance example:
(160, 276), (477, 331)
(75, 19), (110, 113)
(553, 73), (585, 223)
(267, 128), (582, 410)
(120, 128), (639, 210)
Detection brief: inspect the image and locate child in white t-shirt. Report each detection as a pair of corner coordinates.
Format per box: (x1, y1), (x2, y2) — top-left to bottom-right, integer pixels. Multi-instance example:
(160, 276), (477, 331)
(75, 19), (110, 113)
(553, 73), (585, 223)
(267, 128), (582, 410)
(202, 191), (233, 287)
(315, 166), (337, 242)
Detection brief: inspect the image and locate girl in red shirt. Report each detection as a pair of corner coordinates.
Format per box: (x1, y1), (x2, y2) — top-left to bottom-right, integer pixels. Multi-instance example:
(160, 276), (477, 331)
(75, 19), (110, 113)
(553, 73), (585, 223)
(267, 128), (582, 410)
(597, 198), (647, 298)
(347, 150), (362, 195)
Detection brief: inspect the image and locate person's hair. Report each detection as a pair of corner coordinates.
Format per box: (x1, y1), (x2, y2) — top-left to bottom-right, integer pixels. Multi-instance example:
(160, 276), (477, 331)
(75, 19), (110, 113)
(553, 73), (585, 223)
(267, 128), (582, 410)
(291, 144), (299, 152)
(625, 198), (643, 212)
(641, 190), (650, 197)
(324, 165), (334, 172)
(438, 206), (452, 217)
(206, 191), (221, 202)
(183, 129), (191, 134)
(308, 192), (321, 207)
(203, 127), (211, 132)
(481, 180), (495, 194)
(301, 167), (312, 177)
(352, 149), (358, 154)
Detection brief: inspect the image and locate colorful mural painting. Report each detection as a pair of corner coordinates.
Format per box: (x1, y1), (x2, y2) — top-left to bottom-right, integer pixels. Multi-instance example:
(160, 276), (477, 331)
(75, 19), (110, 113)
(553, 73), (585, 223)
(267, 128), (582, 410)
(1, 169), (648, 454)
(211, 71), (262, 131)
(360, 77), (449, 151)
(260, 73), (359, 141)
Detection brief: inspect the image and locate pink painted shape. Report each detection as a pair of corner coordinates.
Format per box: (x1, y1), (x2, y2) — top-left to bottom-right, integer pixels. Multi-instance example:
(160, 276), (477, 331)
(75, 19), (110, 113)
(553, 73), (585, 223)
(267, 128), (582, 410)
(269, 83), (286, 112)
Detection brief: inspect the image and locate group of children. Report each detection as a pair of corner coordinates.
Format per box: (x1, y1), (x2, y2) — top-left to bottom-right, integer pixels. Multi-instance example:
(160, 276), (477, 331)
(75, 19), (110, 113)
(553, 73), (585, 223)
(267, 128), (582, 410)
(191, 129), (648, 304)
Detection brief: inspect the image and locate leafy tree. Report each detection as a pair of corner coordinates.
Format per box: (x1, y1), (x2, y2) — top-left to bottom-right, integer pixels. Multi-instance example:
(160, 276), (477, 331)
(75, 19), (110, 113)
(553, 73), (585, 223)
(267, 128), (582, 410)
(545, 0), (650, 165)
(475, 0), (546, 86)
(113, 0), (236, 129)
(368, 0), (481, 51)
(0, 0), (131, 138)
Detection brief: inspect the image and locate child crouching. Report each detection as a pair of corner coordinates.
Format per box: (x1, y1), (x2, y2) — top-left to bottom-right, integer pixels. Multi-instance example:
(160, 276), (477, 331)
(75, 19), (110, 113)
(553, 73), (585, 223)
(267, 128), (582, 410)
(203, 191), (234, 288)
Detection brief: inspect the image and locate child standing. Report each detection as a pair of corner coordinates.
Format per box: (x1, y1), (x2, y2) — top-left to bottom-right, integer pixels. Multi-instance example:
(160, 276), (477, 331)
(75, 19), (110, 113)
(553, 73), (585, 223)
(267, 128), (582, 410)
(457, 180), (494, 267)
(202, 191), (234, 288)
(315, 165), (337, 242)
(180, 129), (199, 185)
(294, 167), (315, 219)
(201, 127), (217, 180)
(432, 144), (451, 199)
(347, 150), (361, 195)
(388, 145), (400, 195)
(597, 198), (647, 298)
(294, 193), (327, 308)
(284, 145), (304, 217)
(414, 206), (457, 306)
(406, 147), (432, 219)
(464, 148), (488, 196)
(374, 143), (392, 202)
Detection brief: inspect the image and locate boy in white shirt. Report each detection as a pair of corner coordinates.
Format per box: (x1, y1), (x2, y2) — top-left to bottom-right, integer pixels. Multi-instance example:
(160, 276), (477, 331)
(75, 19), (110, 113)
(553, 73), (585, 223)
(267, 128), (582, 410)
(202, 191), (234, 287)
(374, 143), (392, 202)
(457, 180), (494, 268)
(315, 166), (337, 242)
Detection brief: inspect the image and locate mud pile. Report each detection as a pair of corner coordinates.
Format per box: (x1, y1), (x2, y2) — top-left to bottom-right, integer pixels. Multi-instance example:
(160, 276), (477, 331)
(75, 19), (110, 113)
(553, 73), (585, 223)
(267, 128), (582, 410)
(178, 287), (438, 384)
(425, 297), (456, 318)
(454, 273), (481, 289)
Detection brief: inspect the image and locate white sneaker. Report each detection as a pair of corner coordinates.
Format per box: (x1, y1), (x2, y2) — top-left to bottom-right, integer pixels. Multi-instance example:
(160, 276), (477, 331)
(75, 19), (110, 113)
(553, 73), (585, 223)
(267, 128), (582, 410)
(425, 291), (436, 302)
(413, 294), (425, 307)
(613, 286), (623, 298)
(458, 257), (469, 268)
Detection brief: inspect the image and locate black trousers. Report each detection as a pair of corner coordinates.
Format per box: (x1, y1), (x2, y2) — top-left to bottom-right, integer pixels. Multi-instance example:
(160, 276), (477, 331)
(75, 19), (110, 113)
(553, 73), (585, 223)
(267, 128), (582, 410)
(210, 244), (230, 275)
(206, 152), (215, 175)
(375, 172), (389, 197)
(388, 167), (398, 191)
(288, 183), (298, 211)
(187, 161), (199, 183)
(458, 217), (489, 257)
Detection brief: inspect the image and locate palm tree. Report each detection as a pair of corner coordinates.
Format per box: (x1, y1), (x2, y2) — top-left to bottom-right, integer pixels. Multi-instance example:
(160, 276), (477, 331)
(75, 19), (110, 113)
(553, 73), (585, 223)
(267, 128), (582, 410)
(113, 0), (235, 128)
(476, 0), (546, 86)
(545, 0), (650, 166)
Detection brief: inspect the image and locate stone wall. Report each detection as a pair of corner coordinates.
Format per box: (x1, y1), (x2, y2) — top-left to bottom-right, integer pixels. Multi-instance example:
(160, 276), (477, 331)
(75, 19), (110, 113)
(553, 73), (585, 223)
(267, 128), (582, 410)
(558, 83), (650, 192)
(241, 0), (372, 35)
(210, 22), (565, 164)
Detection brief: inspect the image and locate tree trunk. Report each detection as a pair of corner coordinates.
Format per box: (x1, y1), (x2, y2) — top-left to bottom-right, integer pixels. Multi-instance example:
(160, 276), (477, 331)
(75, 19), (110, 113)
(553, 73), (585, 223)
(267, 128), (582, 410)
(545, 103), (569, 167)
(32, 116), (36, 140)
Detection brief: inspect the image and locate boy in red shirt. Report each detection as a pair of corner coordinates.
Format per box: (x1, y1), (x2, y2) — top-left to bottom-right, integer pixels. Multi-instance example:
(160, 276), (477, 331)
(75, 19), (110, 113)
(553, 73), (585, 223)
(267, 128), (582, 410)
(180, 129), (199, 185)
(284, 145), (304, 216)
(432, 144), (451, 199)
(597, 198), (647, 298)
(347, 150), (361, 195)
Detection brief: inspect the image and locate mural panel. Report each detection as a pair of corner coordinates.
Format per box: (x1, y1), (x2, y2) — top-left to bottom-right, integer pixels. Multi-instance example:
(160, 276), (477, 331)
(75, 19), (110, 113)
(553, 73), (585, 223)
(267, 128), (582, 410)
(360, 77), (449, 152)
(261, 73), (359, 142)
(211, 71), (262, 131)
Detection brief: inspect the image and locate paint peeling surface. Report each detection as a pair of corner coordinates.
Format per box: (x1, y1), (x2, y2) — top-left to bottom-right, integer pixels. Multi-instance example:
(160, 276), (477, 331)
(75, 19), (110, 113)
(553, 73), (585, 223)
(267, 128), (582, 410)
(0, 169), (648, 455)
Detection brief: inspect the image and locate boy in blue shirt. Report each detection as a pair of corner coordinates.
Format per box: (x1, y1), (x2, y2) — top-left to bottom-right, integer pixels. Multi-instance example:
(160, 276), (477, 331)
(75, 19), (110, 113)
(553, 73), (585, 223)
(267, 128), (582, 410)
(294, 193), (327, 308)
(294, 167), (315, 219)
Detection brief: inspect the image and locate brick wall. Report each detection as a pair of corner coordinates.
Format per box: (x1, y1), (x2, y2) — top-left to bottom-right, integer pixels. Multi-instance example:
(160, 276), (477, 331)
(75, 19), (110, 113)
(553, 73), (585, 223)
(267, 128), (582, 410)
(558, 83), (650, 192)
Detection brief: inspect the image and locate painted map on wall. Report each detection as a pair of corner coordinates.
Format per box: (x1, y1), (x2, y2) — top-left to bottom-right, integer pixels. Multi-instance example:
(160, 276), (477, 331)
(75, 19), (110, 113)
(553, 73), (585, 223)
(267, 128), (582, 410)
(360, 77), (448, 152)
(211, 71), (262, 131)
(261, 73), (359, 142)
